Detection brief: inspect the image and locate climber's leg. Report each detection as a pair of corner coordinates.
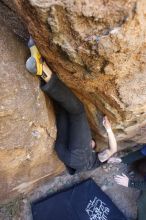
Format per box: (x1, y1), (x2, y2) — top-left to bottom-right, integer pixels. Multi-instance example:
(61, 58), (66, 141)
(54, 103), (68, 149)
(40, 74), (84, 114)
(26, 36), (84, 115)
(53, 103), (76, 174)
(68, 112), (97, 171)
(40, 74), (97, 170)
(25, 37), (97, 171)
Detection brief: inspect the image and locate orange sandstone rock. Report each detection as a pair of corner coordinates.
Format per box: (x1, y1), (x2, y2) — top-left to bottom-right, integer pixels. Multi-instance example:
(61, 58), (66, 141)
(1, 0), (146, 202)
(11, 0), (146, 148)
(0, 20), (64, 203)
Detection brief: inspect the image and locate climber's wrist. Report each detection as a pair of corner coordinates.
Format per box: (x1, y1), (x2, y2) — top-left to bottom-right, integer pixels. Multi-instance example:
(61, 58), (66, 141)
(106, 128), (112, 133)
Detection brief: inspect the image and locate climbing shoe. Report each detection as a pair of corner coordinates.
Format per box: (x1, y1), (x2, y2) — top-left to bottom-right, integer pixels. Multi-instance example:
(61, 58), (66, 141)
(26, 36), (43, 76)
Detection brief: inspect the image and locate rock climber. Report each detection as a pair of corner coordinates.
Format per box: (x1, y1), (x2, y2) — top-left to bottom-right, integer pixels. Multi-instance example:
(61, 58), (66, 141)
(25, 37), (118, 174)
(109, 144), (146, 220)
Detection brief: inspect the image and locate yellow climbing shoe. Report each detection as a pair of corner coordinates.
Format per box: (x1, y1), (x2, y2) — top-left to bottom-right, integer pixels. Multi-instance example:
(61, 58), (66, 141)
(26, 36), (43, 76)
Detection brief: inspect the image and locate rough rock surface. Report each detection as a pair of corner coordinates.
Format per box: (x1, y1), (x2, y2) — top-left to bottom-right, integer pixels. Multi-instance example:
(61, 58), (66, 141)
(7, 0), (146, 150)
(0, 20), (64, 203)
(1, 0), (146, 205)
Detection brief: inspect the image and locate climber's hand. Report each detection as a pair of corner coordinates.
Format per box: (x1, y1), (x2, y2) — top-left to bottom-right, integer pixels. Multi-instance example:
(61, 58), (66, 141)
(107, 157), (122, 163)
(114, 174), (129, 187)
(103, 116), (111, 130)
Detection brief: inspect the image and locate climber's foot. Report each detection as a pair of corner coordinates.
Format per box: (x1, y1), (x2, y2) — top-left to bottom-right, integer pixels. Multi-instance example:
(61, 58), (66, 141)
(26, 36), (52, 82)
(26, 56), (41, 76)
(26, 56), (52, 83)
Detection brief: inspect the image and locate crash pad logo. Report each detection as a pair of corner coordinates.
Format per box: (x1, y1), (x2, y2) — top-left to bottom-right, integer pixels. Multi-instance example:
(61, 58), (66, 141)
(85, 197), (110, 220)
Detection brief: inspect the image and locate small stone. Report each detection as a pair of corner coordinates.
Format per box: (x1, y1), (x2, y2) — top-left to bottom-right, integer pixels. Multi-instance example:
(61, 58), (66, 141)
(22, 199), (27, 204)
(29, 121), (33, 126)
(110, 27), (120, 35)
(32, 130), (40, 138)
(102, 164), (108, 169)
(108, 164), (113, 169)
(26, 154), (31, 160)
(101, 185), (108, 191)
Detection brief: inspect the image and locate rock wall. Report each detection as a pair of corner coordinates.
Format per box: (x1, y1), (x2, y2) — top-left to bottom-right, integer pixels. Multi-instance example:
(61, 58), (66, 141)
(0, 19), (64, 203)
(1, 0), (146, 202)
(9, 0), (146, 149)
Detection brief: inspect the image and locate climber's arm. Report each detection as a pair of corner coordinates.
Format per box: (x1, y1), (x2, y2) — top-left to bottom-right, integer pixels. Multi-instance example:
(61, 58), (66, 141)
(107, 128), (117, 156)
(103, 116), (117, 155)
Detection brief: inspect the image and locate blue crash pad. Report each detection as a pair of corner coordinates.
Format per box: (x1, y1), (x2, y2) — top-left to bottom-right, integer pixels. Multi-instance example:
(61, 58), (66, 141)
(32, 178), (127, 220)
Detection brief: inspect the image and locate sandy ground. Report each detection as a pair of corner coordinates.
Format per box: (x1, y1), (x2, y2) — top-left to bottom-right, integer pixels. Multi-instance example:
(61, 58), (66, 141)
(0, 158), (140, 220)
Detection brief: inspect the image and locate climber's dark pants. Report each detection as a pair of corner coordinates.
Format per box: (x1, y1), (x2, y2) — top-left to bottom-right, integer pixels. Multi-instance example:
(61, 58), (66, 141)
(40, 74), (98, 174)
(137, 190), (146, 220)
